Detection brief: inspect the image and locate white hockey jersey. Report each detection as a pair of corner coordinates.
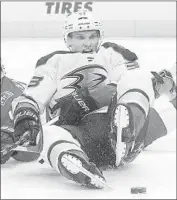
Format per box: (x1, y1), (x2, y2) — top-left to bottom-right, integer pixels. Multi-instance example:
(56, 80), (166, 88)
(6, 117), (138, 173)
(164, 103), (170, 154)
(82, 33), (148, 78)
(11, 42), (155, 120)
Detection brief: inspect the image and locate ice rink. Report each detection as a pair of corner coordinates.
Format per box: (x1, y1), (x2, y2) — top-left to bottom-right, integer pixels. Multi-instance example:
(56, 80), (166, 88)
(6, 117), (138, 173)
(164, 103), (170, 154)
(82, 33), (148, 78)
(1, 37), (176, 199)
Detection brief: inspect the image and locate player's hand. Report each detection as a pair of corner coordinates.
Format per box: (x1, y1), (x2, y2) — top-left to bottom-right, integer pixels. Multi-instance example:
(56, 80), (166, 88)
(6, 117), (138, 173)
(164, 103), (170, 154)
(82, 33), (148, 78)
(52, 87), (99, 125)
(1, 130), (14, 164)
(152, 69), (176, 100)
(13, 108), (41, 146)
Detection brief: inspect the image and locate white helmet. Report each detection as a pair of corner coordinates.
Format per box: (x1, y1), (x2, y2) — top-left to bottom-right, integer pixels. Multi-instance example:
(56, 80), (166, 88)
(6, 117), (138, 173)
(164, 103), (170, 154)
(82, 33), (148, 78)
(63, 10), (104, 50)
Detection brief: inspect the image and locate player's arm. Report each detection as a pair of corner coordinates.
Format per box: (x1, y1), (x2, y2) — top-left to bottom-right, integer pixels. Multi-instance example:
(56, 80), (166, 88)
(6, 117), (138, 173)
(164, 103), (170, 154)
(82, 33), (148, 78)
(12, 55), (58, 114)
(11, 55), (59, 146)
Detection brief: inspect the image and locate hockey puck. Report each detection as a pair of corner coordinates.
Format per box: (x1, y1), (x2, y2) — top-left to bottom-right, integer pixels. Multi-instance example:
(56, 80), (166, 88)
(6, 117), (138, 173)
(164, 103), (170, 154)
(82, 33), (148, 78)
(131, 187), (146, 194)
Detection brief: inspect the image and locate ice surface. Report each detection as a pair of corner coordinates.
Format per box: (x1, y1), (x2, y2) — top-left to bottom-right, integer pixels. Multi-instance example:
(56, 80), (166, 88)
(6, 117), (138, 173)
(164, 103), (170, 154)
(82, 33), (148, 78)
(1, 146), (176, 199)
(1, 37), (176, 199)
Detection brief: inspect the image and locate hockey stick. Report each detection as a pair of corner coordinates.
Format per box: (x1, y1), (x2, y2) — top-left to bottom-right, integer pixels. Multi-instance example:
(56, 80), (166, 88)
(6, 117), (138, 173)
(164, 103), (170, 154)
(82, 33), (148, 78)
(1, 130), (31, 156)
(1, 116), (58, 156)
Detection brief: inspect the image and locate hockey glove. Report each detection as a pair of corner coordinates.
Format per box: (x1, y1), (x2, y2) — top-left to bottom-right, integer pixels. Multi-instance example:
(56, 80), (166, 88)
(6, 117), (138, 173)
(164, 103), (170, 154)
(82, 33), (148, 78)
(1, 129), (15, 164)
(152, 69), (176, 100)
(13, 107), (41, 146)
(52, 87), (99, 125)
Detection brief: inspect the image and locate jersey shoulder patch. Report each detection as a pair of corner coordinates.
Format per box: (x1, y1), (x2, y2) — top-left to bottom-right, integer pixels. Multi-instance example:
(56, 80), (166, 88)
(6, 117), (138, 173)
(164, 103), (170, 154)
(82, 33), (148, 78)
(102, 42), (138, 62)
(36, 50), (75, 68)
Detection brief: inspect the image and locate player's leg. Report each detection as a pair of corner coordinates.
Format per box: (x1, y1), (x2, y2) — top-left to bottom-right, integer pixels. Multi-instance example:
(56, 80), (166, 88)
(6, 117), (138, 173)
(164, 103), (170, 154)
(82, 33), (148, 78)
(41, 125), (105, 188)
(72, 112), (116, 168)
(144, 108), (167, 148)
(76, 98), (172, 167)
(107, 69), (155, 166)
(144, 105), (176, 148)
(68, 100), (173, 168)
(107, 92), (149, 166)
(74, 83), (119, 168)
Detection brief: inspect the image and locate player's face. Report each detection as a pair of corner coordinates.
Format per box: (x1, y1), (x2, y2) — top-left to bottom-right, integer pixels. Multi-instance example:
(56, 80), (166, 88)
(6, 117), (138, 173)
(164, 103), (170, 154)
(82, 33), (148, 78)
(67, 30), (100, 53)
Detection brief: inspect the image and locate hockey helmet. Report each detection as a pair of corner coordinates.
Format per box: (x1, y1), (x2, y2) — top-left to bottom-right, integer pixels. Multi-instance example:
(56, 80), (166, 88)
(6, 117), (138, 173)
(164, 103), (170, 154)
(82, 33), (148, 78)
(63, 10), (104, 49)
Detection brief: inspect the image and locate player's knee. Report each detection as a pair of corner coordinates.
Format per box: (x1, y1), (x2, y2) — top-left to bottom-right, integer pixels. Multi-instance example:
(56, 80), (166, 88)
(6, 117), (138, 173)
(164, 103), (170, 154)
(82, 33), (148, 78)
(118, 89), (150, 117)
(117, 69), (155, 107)
(43, 125), (80, 146)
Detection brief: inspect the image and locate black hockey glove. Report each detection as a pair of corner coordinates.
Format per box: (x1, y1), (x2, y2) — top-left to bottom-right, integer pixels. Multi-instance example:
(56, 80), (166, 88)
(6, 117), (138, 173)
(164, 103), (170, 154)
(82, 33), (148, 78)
(52, 87), (99, 125)
(13, 107), (41, 146)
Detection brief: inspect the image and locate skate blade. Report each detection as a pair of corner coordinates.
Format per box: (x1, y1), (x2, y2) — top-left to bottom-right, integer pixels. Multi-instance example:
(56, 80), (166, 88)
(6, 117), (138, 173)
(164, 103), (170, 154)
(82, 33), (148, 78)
(114, 105), (129, 166)
(61, 154), (108, 189)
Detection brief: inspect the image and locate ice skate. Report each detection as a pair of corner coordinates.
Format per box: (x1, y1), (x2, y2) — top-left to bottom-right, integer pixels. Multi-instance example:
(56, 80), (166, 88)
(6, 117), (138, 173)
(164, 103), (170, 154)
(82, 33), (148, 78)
(108, 94), (146, 167)
(58, 149), (106, 189)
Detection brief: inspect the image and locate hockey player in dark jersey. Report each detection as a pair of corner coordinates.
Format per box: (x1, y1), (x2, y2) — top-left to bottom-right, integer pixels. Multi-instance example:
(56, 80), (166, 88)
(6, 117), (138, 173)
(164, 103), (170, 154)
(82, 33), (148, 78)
(9, 10), (176, 189)
(0, 60), (40, 164)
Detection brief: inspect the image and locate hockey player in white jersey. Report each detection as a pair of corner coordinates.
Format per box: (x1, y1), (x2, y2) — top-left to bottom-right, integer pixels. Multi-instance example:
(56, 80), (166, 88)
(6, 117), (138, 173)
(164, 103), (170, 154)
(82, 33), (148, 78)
(10, 10), (176, 189)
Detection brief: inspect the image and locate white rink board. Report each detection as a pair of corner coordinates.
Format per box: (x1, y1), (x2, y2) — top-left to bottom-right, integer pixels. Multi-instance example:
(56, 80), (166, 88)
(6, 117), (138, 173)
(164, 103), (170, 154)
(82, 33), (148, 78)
(1, 2), (176, 37)
(1, 38), (176, 199)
